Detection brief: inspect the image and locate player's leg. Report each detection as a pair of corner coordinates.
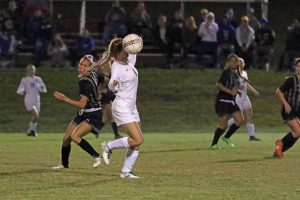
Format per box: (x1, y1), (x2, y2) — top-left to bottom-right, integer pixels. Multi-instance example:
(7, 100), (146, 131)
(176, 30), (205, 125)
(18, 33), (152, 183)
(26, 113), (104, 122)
(274, 119), (300, 157)
(211, 115), (228, 148)
(243, 107), (260, 141)
(222, 110), (243, 148)
(53, 121), (77, 169)
(71, 121), (101, 168)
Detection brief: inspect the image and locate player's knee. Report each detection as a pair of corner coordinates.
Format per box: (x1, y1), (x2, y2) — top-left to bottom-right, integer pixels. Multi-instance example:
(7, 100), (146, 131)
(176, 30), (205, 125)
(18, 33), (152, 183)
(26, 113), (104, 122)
(134, 135), (144, 146)
(293, 128), (300, 136)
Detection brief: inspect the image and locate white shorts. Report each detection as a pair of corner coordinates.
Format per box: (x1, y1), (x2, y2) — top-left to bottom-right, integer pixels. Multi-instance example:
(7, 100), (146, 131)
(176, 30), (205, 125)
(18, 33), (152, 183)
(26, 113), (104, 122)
(111, 100), (140, 126)
(25, 100), (40, 112)
(235, 96), (252, 111)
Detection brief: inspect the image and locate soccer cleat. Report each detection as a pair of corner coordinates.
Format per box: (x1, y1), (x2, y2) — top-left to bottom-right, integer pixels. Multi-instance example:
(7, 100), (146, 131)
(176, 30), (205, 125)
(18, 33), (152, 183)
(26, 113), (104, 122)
(52, 164), (67, 170)
(27, 130), (38, 137)
(120, 172), (140, 179)
(210, 144), (221, 150)
(93, 157), (101, 168)
(222, 136), (235, 148)
(274, 139), (283, 158)
(101, 142), (112, 165)
(250, 136), (261, 141)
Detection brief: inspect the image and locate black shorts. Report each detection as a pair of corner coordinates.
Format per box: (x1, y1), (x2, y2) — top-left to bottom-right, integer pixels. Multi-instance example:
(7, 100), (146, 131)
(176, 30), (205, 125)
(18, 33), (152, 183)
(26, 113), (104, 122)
(281, 110), (300, 123)
(72, 110), (103, 134)
(101, 92), (116, 105)
(215, 100), (241, 117)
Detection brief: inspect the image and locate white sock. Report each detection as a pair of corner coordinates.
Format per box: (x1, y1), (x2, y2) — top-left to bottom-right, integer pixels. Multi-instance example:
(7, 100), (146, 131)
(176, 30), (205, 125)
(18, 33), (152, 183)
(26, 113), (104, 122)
(29, 122), (35, 131)
(121, 149), (139, 173)
(32, 122), (37, 131)
(107, 137), (130, 150)
(227, 118), (235, 127)
(27, 122), (33, 133)
(247, 123), (255, 137)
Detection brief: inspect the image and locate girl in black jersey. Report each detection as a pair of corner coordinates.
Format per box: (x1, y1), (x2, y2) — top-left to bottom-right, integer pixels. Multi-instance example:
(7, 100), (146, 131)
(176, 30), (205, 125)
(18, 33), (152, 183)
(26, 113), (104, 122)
(211, 54), (243, 149)
(52, 55), (107, 169)
(274, 59), (300, 157)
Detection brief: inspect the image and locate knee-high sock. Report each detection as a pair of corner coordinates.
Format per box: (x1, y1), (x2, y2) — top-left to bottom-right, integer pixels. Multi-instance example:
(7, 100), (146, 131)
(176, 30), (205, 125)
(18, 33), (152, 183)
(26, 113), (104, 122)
(224, 124), (240, 139)
(61, 145), (71, 168)
(227, 118), (235, 127)
(246, 123), (255, 137)
(282, 132), (299, 152)
(111, 122), (119, 136)
(121, 149), (139, 173)
(211, 128), (225, 146)
(78, 139), (100, 157)
(107, 137), (130, 150)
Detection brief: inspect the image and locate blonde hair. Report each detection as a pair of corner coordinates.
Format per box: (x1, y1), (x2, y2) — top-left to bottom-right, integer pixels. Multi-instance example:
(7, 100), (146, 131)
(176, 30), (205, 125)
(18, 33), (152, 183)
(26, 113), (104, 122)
(96, 38), (123, 68)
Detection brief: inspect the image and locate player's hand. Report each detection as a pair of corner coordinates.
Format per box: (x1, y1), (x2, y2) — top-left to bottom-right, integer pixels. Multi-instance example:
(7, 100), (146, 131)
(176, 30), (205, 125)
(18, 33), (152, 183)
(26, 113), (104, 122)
(112, 80), (119, 87)
(284, 103), (292, 114)
(53, 91), (66, 101)
(231, 89), (238, 96)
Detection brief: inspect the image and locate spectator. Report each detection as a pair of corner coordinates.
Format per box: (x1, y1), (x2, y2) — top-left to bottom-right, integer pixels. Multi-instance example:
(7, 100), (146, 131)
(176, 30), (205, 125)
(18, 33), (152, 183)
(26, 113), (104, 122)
(102, 0), (127, 44)
(6, 0), (22, 37)
(197, 12), (219, 68)
(247, 7), (260, 31)
(129, 1), (152, 41)
(25, 8), (43, 44)
(71, 28), (96, 66)
(0, 31), (17, 68)
(217, 15), (236, 68)
(225, 8), (238, 29)
(47, 33), (69, 68)
(278, 19), (300, 71)
(152, 15), (168, 50)
(255, 18), (275, 70)
(183, 16), (198, 58)
(236, 15), (255, 69)
(198, 8), (208, 27)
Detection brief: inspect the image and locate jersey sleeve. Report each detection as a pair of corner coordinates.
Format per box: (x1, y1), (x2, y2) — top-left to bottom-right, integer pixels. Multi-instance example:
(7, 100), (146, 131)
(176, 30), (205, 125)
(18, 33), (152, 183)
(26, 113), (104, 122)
(279, 77), (293, 93)
(16, 78), (25, 95)
(38, 77), (47, 93)
(79, 80), (93, 98)
(128, 54), (137, 66)
(108, 64), (121, 92)
(218, 69), (228, 85)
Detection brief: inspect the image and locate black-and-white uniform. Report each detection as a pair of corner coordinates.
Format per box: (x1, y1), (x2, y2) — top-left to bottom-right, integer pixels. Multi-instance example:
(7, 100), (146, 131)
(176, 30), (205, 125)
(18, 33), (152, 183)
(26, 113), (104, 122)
(73, 71), (105, 133)
(278, 75), (300, 122)
(215, 68), (241, 116)
(101, 90), (116, 105)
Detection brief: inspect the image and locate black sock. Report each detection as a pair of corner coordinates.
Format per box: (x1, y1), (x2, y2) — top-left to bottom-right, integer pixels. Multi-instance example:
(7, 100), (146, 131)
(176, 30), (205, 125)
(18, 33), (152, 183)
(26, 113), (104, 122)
(111, 122), (119, 136)
(224, 124), (240, 139)
(282, 132), (299, 152)
(211, 128), (225, 146)
(61, 145), (71, 168)
(78, 139), (100, 157)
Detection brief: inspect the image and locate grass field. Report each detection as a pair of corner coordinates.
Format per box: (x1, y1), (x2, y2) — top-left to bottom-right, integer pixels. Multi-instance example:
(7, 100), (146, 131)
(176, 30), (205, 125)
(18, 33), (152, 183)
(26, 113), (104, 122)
(1, 133), (300, 200)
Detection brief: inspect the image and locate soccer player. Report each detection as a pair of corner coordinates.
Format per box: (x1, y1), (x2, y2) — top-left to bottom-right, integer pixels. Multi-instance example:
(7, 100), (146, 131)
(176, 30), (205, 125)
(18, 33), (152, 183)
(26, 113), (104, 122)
(100, 38), (143, 179)
(52, 55), (106, 169)
(16, 64), (47, 136)
(227, 58), (260, 141)
(274, 58), (300, 158)
(211, 54), (243, 149)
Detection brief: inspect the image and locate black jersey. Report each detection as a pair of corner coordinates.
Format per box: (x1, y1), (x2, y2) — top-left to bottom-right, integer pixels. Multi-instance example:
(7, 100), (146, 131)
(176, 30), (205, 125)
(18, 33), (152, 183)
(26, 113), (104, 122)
(279, 75), (300, 112)
(216, 68), (240, 101)
(79, 71), (105, 109)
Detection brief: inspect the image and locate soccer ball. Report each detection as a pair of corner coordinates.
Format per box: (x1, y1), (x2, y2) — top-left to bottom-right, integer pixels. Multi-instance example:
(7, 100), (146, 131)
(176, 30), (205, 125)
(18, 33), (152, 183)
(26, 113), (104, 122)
(123, 34), (143, 54)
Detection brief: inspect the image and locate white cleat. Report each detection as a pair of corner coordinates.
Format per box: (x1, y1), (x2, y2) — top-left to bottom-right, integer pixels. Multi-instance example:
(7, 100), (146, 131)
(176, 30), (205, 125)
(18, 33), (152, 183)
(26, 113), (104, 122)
(101, 142), (112, 165)
(120, 172), (141, 179)
(93, 157), (101, 168)
(52, 164), (66, 170)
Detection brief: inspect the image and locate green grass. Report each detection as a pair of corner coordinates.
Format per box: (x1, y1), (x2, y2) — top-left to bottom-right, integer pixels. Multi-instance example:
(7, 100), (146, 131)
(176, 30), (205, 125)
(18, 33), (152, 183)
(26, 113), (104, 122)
(0, 133), (299, 200)
(0, 68), (294, 133)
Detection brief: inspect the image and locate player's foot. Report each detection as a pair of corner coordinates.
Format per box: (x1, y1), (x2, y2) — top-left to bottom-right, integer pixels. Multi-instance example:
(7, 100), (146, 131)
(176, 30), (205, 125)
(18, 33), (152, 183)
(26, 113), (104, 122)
(52, 164), (68, 170)
(210, 144), (221, 150)
(114, 134), (123, 139)
(27, 130), (38, 137)
(93, 157), (101, 168)
(274, 139), (283, 158)
(250, 136), (261, 141)
(120, 172), (140, 179)
(222, 136), (235, 148)
(101, 142), (112, 165)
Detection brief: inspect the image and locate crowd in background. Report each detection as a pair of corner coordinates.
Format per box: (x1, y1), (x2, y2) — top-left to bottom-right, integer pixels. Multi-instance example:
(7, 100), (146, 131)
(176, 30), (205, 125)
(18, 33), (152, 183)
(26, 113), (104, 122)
(0, 0), (300, 71)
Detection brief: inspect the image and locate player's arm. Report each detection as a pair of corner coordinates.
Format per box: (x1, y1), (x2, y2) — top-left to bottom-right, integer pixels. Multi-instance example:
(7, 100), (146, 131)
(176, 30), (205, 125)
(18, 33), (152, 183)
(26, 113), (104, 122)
(16, 78), (25, 95)
(108, 66), (120, 92)
(53, 92), (88, 109)
(247, 83), (259, 96)
(216, 83), (238, 96)
(276, 88), (291, 114)
(38, 78), (47, 93)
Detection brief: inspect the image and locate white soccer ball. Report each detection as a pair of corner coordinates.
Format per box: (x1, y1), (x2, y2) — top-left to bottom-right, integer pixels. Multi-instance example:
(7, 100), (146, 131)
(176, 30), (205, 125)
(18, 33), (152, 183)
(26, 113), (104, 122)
(123, 34), (143, 54)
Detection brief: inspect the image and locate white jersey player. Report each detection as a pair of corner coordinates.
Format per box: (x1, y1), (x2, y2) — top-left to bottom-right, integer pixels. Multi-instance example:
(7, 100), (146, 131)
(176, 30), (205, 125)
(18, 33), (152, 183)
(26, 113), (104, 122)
(227, 58), (260, 141)
(100, 38), (143, 179)
(16, 64), (47, 136)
